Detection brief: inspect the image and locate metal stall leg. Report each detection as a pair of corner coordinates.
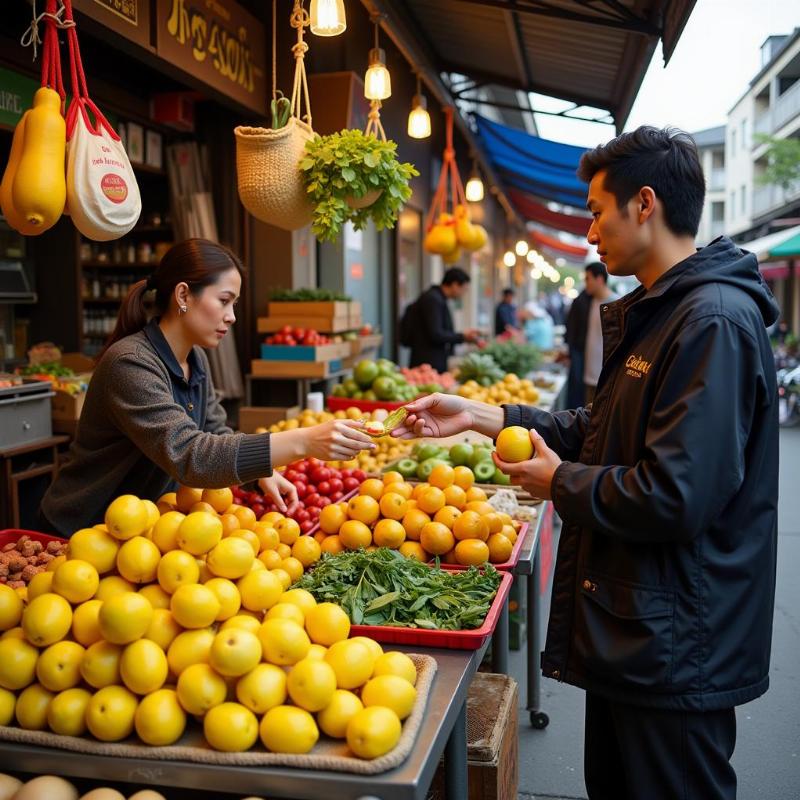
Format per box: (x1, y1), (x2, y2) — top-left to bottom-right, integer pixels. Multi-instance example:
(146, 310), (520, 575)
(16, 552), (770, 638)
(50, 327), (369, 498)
(491, 594), (509, 674)
(444, 700), (468, 800)
(527, 544), (549, 729)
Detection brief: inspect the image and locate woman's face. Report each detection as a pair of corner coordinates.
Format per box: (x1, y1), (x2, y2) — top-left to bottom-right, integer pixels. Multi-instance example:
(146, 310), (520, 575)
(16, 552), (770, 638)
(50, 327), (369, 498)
(181, 267), (242, 348)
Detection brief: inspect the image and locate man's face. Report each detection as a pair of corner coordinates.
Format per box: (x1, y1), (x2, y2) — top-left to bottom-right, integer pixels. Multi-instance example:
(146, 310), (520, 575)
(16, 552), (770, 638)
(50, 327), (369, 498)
(586, 170), (649, 277)
(584, 271), (599, 297)
(503, 292), (514, 304)
(447, 282), (468, 300)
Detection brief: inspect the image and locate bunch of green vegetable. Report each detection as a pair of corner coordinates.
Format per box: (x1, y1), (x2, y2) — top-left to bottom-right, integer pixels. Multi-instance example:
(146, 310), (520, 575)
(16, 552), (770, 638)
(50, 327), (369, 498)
(18, 362), (74, 378)
(481, 341), (541, 377)
(295, 548), (501, 630)
(455, 352), (505, 387)
(268, 287), (351, 302)
(300, 129), (419, 243)
(270, 91), (291, 129)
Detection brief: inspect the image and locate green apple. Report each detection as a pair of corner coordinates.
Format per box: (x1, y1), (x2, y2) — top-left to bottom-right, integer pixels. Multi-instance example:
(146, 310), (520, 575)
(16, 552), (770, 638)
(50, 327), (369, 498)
(449, 443), (474, 466)
(473, 461), (497, 483)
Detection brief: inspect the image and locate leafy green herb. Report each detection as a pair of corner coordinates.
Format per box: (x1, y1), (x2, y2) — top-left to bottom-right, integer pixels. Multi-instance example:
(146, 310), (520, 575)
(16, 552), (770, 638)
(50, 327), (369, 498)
(481, 342), (541, 377)
(455, 353), (505, 387)
(18, 362), (74, 378)
(295, 549), (501, 631)
(268, 287), (351, 302)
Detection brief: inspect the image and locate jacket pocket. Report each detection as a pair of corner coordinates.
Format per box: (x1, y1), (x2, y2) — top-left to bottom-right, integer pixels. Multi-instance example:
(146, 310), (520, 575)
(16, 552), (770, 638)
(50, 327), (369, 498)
(573, 574), (675, 690)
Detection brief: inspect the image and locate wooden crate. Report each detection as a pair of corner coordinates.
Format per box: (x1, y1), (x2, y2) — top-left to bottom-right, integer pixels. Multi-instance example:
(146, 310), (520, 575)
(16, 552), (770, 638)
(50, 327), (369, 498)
(251, 359), (345, 378)
(257, 316), (352, 334)
(259, 342), (351, 362)
(237, 406), (300, 433)
(349, 300), (362, 328)
(267, 301), (350, 319)
(427, 673), (519, 800)
(50, 389), (86, 436)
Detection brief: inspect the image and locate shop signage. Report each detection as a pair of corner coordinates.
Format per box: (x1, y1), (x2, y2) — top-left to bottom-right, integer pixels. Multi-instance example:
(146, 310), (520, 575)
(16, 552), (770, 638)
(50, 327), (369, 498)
(0, 68), (36, 130)
(71, 0), (152, 50)
(156, 0), (266, 115)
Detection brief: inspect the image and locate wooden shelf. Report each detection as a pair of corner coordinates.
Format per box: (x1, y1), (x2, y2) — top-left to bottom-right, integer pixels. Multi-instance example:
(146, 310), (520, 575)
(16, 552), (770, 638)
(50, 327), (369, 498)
(80, 261), (155, 269)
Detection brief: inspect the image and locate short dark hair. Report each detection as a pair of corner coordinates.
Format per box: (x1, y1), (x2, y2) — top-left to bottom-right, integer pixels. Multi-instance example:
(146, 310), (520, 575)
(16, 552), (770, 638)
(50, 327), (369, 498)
(502, 287), (514, 297)
(577, 126), (705, 237)
(442, 267), (470, 286)
(585, 261), (608, 282)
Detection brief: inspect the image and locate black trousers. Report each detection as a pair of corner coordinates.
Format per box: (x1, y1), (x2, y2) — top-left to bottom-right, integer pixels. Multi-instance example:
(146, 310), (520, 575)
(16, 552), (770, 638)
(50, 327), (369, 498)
(584, 693), (737, 800)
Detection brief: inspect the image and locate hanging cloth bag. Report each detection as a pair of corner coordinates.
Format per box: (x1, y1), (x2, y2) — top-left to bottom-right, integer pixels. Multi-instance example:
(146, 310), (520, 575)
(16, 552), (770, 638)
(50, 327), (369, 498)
(234, 0), (314, 231)
(62, 0), (141, 241)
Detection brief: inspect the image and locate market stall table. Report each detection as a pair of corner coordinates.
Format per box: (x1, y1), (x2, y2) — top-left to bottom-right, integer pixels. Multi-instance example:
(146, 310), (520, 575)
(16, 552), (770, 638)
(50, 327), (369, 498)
(244, 368), (352, 408)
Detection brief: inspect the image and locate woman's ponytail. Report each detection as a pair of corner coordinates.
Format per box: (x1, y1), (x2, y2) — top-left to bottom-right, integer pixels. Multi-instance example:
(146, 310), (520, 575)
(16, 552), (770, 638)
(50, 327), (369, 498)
(100, 279), (151, 358)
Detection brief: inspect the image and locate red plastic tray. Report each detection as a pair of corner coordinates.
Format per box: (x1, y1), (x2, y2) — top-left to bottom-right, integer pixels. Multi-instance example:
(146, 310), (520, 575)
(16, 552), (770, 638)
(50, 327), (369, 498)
(349, 570), (513, 650)
(433, 521), (528, 572)
(0, 529), (63, 547)
(303, 487), (360, 537)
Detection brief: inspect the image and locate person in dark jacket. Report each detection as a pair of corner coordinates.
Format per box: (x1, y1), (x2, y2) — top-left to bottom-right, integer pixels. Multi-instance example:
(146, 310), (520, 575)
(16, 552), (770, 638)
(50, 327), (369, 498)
(406, 268), (479, 372)
(393, 127), (779, 800)
(564, 287), (592, 407)
(494, 287), (518, 335)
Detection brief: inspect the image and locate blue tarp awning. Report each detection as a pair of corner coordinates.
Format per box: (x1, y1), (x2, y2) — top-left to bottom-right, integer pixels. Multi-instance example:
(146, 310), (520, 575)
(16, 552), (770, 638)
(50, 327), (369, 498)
(473, 114), (589, 209)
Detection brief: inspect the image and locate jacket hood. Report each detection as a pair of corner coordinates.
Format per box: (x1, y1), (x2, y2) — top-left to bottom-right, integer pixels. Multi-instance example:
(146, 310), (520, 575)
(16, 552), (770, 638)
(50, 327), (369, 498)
(649, 236), (780, 327)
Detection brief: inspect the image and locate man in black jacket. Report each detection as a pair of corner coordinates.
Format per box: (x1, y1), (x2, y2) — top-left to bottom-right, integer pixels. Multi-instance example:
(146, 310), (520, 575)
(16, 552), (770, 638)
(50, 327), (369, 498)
(393, 127), (779, 799)
(405, 267), (479, 372)
(564, 286), (592, 407)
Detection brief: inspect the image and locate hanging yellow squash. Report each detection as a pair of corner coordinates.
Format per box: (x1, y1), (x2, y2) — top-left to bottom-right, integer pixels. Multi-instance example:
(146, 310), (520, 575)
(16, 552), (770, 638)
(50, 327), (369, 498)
(0, 112), (40, 236)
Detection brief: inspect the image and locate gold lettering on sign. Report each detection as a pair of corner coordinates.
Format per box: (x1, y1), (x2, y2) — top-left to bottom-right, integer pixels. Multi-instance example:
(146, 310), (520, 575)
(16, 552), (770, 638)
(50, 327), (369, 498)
(624, 354), (652, 379)
(166, 0), (254, 93)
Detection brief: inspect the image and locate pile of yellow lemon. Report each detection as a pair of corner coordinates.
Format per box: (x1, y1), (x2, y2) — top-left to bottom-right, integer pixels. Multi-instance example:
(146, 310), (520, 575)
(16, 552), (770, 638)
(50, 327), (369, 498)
(256, 406), (413, 473)
(315, 468), (522, 566)
(0, 492), (417, 759)
(456, 374), (540, 406)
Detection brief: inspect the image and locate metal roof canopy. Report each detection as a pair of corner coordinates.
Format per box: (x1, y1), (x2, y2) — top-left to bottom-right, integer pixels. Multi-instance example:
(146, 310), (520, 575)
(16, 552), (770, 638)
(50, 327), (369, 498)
(383, 0), (696, 133)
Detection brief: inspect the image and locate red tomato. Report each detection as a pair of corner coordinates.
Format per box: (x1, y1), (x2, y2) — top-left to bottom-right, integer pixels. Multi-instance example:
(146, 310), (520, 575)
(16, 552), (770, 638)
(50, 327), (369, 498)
(328, 478), (343, 493)
(318, 497), (332, 508)
(281, 325), (292, 335)
(343, 477), (360, 492)
(317, 481), (331, 496)
(296, 509), (310, 523)
(339, 469), (352, 479)
(352, 470), (366, 482)
(310, 467), (330, 485)
(251, 504), (265, 519)
(331, 491), (344, 502)
(305, 493), (321, 507)
(284, 470), (300, 483)
(284, 337), (296, 346)
(307, 507), (320, 519)
(300, 520), (315, 534)
(294, 483), (308, 499)
(293, 328), (305, 340)
(295, 463), (308, 473)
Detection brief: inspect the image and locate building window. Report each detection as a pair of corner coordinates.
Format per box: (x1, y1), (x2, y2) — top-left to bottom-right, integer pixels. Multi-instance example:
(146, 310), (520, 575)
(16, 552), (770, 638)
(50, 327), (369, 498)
(730, 192), (735, 217)
(741, 185), (747, 215)
(731, 129), (737, 155)
(712, 201), (725, 222)
(712, 150), (725, 170)
(741, 119), (747, 149)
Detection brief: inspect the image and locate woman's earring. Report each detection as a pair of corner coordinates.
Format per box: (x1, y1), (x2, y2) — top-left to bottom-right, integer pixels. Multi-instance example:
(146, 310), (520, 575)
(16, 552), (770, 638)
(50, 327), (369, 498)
(179, 305), (188, 314)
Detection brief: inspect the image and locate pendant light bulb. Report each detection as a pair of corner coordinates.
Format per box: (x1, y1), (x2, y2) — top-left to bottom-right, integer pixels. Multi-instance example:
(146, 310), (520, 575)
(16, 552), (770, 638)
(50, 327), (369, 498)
(503, 250), (516, 268)
(407, 76), (431, 139)
(465, 158), (484, 202)
(364, 21), (391, 100)
(310, 0), (346, 36)
(515, 239), (529, 257)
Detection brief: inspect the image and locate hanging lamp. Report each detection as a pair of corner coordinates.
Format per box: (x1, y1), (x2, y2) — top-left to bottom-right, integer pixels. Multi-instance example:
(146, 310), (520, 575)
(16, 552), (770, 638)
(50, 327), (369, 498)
(465, 159), (484, 202)
(407, 73), (431, 139)
(309, 0), (346, 36)
(364, 17), (391, 100)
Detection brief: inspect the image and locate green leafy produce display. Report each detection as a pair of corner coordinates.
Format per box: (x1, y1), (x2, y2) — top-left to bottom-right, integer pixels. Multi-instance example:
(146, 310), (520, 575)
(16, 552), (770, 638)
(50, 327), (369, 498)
(389, 441), (511, 485)
(268, 287), (351, 302)
(18, 362), (74, 378)
(300, 129), (419, 243)
(332, 358), (420, 403)
(455, 352), (505, 387)
(481, 341), (541, 377)
(296, 548), (501, 630)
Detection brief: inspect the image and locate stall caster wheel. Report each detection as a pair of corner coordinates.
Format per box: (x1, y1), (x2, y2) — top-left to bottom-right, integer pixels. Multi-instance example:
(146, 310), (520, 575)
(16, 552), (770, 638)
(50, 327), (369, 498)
(530, 710), (550, 729)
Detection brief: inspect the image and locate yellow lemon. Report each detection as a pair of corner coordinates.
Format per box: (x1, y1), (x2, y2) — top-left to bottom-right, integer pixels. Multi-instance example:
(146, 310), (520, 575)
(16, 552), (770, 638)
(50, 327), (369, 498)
(235, 663), (287, 714)
(361, 674), (417, 720)
(270, 568), (292, 590)
(45, 554), (66, 573)
(274, 518), (301, 546)
(280, 557), (304, 584)
(324, 639), (373, 690)
(291, 536), (321, 569)
(0, 637), (39, 690)
(98, 592), (153, 644)
(134, 688), (186, 746)
(166, 628), (215, 676)
(0, 686), (16, 725)
(35, 641), (85, 692)
(257, 619), (310, 666)
(204, 578), (241, 621)
(94, 575), (136, 601)
(116, 537), (161, 584)
(258, 551), (283, 571)
(22, 593), (72, 647)
(175, 486), (203, 513)
(157, 550), (200, 594)
(0, 584), (23, 631)
(144, 608), (182, 652)
(79, 641), (122, 689)
(176, 662), (227, 716)
(304, 602), (350, 646)
(26, 571), (54, 601)
(259, 705), (318, 754)
(46, 686), (91, 736)
(177, 512), (223, 556)
(350, 636), (383, 667)
(317, 689), (363, 739)
(150, 511), (186, 553)
(85, 685), (138, 741)
(265, 603), (304, 626)
(280, 588), (316, 615)
(207, 537), (254, 580)
(51, 559), (99, 604)
(236, 570), (283, 613)
(15, 683), (54, 730)
(220, 615), (261, 636)
(121, 639), (168, 695)
(170, 584), (220, 629)
(346, 705), (402, 759)
(495, 426), (534, 462)
(253, 522), (280, 552)
(67, 528), (120, 574)
(209, 629), (262, 677)
(372, 651), (417, 686)
(203, 702), (258, 752)
(305, 643), (327, 661)
(138, 583), (171, 610)
(286, 658), (336, 712)
(202, 488), (233, 514)
(105, 494), (150, 540)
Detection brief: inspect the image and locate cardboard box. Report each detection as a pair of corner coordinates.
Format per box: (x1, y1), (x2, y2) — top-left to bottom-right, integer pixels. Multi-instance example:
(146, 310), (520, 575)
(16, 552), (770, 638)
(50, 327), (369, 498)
(237, 406), (300, 433)
(60, 353), (95, 373)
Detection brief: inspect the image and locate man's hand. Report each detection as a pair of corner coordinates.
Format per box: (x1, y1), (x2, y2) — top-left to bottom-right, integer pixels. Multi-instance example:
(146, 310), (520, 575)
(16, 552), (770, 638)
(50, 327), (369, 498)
(463, 329), (481, 343)
(390, 393), (475, 439)
(258, 472), (299, 515)
(492, 428), (562, 500)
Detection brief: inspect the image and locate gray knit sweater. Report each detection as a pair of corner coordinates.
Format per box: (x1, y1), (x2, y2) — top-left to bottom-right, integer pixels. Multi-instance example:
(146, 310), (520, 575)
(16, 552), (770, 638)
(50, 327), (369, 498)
(42, 329), (271, 536)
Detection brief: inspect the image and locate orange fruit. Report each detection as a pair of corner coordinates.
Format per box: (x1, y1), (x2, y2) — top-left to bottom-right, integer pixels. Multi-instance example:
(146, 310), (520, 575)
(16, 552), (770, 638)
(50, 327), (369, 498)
(411, 482), (431, 500)
(382, 471), (404, 486)
(347, 495), (380, 526)
(433, 505), (461, 530)
(483, 513), (504, 535)
(232, 529), (261, 557)
(388, 481), (413, 500)
(398, 542), (428, 562)
(271, 569), (292, 590)
(175, 487), (203, 514)
(487, 533), (513, 563)
(495, 426), (533, 462)
(359, 479), (384, 501)
(220, 513), (241, 537)
(454, 539), (490, 566)
(443, 485), (467, 509)
(292, 537), (321, 568)
(465, 500), (494, 517)
(452, 466), (475, 491)
(260, 511), (285, 526)
(259, 549), (283, 570)
(416, 487), (445, 516)
(499, 524), (518, 544)
(319, 504), (347, 534)
(281, 557), (305, 583)
(379, 493), (408, 521)
(465, 487), (487, 503)
(254, 523), (280, 552)
(156, 492), (177, 514)
(401, 509), (430, 542)
(234, 506), (258, 531)
(276, 542), (292, 560)
(372, 520), (406, 549)
(275, 518), (301, 546)
(339, 521), (372, 550)
(189, 501), (218, 515)
(428, 464), (455, 489)
(419, 522), (455, 556)
(321, 535), (345, 555)
(442, 549), (459, 565)
(497, 512), (514, 527)
(313, 530), (327, 544)
(405, 499), (418, 510)
(452, 510), (489, 542)
(202, 488), (233, 514)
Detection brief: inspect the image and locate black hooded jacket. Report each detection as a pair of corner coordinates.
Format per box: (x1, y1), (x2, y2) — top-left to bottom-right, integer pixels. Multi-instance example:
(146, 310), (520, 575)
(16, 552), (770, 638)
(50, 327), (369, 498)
(505, 238), (780, 710)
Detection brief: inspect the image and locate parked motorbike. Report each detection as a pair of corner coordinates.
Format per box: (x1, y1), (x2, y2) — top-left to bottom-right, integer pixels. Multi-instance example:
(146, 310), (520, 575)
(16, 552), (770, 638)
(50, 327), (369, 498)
(778, 365), (800, 427)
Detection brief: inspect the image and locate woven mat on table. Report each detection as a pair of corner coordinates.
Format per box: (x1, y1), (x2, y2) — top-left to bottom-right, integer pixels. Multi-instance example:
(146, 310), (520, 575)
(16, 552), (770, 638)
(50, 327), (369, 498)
(0, 654), (436, 776)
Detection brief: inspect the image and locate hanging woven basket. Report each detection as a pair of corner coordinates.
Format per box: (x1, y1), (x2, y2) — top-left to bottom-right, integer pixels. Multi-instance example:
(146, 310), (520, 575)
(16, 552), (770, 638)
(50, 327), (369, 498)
(235, 1), (314, 231)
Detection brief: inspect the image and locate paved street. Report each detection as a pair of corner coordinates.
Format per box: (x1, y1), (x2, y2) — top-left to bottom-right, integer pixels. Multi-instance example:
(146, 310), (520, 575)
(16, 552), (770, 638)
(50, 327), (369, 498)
(511, 426), (800, 800)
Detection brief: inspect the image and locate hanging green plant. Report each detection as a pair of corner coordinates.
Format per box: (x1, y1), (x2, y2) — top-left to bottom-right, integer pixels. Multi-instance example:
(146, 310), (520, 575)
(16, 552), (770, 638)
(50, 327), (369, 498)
(300, 128), (418, 242)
